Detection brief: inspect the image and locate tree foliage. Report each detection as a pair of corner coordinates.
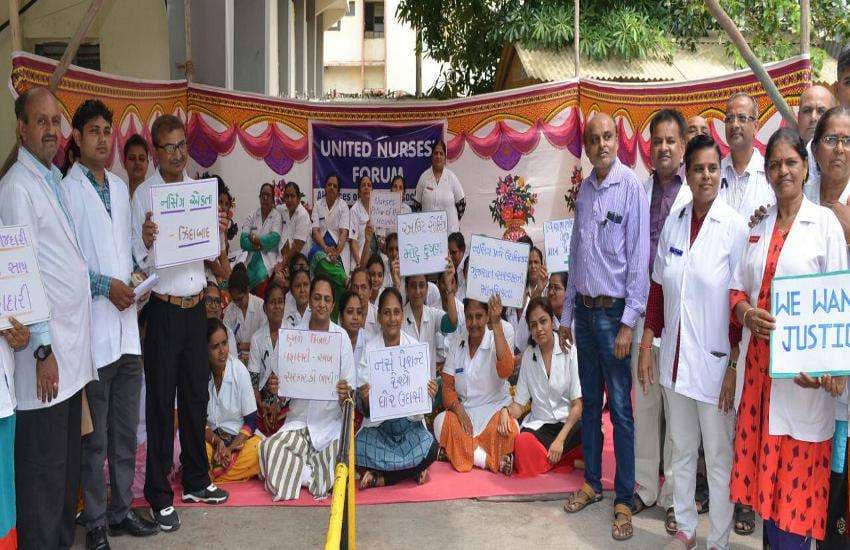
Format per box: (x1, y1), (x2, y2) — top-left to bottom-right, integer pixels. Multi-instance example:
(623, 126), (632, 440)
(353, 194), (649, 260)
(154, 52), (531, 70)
(395, 0), (850, 98)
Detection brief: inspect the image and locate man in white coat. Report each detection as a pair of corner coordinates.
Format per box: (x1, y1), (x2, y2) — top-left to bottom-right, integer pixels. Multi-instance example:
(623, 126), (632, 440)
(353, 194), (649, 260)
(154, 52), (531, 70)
(0, 86), (96, 548)
(63, 99), (158, 549)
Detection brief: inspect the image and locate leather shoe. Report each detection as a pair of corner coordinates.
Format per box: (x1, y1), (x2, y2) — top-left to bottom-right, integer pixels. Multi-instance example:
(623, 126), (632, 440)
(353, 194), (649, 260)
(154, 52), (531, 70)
(86, 527), (111, 550)
(109, 509), (158, 537)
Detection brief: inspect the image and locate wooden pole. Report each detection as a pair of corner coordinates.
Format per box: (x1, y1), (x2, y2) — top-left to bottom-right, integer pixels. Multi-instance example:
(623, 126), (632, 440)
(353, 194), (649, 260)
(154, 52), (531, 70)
(800, 0), (810, 55)
(1, 0), (105, 178)
(704, 0), (797, 127)
(183, 0), (194, 81)
(8, 0), (21, 52)
(573, 0), (580, 78)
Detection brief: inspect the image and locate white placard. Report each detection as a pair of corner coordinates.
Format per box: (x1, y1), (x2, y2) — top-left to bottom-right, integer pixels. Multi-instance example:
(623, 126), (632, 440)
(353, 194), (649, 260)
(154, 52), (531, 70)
(277, 328), (342, 400)
(770, 271), (850, 378)
(0, 226), (51, 329)
(369, 190), (402, 236)
(151, 178), (220, 268)
(397, 211), (448, 276)
(367, 342), (432, 422)
(543, 218), (573, 272)
(466, 235), (530, 309)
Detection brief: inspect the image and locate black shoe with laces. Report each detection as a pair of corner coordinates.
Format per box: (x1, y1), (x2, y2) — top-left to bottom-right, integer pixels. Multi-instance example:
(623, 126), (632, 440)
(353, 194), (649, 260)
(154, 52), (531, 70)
(181, 483), (229, 504)
(86, 526), (111, 550)
(151, 506), (181, 532)
(109, 509), (159, 537)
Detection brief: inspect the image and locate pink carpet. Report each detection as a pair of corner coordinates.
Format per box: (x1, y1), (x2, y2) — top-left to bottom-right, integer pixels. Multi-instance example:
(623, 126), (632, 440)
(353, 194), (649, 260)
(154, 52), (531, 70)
(132, 418), (616, 508)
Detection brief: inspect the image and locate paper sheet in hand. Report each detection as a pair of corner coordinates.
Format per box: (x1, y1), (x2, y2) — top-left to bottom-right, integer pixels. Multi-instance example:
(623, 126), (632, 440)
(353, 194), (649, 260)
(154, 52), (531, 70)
(398, 211), (448, 276)
(543, 218), (573, 272)
(133, 274), (159, 299)
(0, 225), (51, 329)
(277, 328), (342, 400)
(367, 343), (432, 422)
(466, 235), (529, 309)
(151, 178), (220, 268)
(769, 270), (850, 378)
(369, 190), (402, 236)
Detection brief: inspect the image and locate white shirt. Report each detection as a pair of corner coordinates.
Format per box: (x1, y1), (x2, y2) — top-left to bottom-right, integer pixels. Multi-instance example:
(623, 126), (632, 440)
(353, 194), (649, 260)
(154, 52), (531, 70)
(414, 167), (465, 233)
(243, 207), (283, 274)
(311, 197), (350, 261)
(0, 150), (96, 410)
(283, 299), (311, 329)
(131, 170), (207, 297)
(207, 356), (257, 436)
(805, 170), (850, 207)
(363, 301), (380, 339)
(719, 149), (775, 218)
(274, 320), (356, 451)
(731, 198), (848, 441)
(223, 294), (267, 345)
(357, 331), (425, 429)
(443, 327), (512, 436)
(63, 163), (141, 369)
(248, 326), (277, 394)
(514, 334), (581, 430)
(278, 202), (311, 252)
(402, 302), (447, 379)
(348, 199), (371, 262)
(806, 140), (821, 193)
(652, 198), (748, 405)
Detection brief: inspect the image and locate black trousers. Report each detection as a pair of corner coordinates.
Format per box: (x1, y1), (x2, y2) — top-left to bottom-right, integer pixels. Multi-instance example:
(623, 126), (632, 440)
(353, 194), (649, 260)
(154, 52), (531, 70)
(522, 420), (583, 453)
(143, 296), (210, 511)
(15, 389), (82, 550)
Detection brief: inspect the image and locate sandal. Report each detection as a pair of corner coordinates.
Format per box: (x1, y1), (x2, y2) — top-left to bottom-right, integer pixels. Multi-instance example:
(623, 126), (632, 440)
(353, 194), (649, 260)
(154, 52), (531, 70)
(631, 493), (651, 515)
(359, 470), (385, 490)
(416, 469), (430, 485)
(499, 453), (514, 476)
(563, 482), (603, 513)
(612, 503), (634, 541)
(734, 504), (755, 536)
(665, 507), (677, 535)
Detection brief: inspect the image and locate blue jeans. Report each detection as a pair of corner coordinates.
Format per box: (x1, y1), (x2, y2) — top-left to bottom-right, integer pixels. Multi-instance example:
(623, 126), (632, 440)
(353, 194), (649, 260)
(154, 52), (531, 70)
(574, 296), (635, 507)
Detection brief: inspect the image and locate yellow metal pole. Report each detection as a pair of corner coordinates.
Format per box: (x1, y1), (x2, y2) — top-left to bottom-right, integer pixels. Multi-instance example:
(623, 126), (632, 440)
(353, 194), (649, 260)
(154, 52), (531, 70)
(347, 400), (356, 549)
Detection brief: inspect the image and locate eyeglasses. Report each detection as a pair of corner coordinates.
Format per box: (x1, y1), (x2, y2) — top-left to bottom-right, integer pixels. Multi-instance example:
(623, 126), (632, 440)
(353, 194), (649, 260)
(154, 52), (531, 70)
(821, 135), (850, 149)
(156, 140), (187, 155)
(724, 114), (757, 124)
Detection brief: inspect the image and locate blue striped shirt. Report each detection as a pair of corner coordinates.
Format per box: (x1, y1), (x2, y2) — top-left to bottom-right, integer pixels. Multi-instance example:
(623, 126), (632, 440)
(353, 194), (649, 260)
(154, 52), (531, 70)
(560, 158), (650, 329)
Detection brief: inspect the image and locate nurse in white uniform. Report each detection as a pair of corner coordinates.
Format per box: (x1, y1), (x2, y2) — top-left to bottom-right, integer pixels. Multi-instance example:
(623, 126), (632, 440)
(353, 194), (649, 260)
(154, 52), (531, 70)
(414, 140), (466, 234)
(310, 173), (350, 272)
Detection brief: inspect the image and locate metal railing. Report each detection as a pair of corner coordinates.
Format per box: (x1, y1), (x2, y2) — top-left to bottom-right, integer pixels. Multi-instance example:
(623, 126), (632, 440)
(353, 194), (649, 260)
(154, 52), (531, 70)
(324, 393), (356, 550)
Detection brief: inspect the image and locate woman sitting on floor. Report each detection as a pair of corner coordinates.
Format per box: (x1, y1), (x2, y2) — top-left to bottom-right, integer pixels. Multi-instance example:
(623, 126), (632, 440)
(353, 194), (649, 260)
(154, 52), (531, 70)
(205, 318), (262, 483)
(258, 275), (355, 501)
(248, 282), (289, 436)
(434, 295), (518, 475)
(508, 298), (582, 477)
(356, 287), (439, 489)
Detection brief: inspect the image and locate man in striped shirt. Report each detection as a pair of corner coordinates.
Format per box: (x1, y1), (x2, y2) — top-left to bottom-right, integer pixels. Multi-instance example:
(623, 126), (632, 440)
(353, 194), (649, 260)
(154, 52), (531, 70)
(559, 113), (650, 542)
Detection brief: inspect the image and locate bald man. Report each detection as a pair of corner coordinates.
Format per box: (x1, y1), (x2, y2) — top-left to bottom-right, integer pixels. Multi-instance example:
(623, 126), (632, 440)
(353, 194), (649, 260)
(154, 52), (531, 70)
(685, 115), (710, 143)
(0, 87), (96, 548)
(558, 113), (649, 540)
(798, 86), (837, 192)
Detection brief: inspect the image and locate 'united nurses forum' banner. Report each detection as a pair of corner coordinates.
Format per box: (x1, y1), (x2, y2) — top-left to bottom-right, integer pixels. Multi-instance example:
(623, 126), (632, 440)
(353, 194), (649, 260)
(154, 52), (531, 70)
(311, 121), (445, 204)
(9, 52), (810, 245)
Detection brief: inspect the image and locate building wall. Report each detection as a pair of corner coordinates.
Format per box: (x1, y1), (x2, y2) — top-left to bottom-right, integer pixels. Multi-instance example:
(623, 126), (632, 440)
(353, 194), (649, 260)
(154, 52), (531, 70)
(0, 0), (170, 155)
(324, 64), (386, 93)
(234, 0), (267, 93)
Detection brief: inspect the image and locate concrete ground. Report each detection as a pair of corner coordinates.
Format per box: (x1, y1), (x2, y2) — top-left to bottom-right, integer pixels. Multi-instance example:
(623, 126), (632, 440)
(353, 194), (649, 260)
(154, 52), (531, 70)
(72, 493), (764, 549)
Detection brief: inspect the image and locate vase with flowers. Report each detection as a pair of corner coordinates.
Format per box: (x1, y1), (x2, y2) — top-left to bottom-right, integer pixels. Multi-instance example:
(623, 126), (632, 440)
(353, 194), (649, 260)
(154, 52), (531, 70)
(489, 174), (538, 241)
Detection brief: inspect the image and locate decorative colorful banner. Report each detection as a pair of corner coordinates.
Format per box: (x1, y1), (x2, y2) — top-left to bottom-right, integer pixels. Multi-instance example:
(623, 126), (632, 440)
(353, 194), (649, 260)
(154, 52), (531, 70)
(310, 121), (444, 204)
(8, 52), (811, 246)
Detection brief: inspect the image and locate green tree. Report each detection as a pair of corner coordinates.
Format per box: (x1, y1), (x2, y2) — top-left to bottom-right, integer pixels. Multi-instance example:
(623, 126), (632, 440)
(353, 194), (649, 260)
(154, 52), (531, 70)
(396, 0), (850, 98)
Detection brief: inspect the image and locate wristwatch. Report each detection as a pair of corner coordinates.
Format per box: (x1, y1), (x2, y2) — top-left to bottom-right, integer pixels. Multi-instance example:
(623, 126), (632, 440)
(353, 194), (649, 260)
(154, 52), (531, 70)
(33, 344), (52, 362)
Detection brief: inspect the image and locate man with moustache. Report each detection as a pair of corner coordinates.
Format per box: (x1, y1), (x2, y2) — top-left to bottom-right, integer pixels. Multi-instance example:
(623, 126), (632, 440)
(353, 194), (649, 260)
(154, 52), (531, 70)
(719, 92), (775, 217)
(63, 100), (158, 549)
(685, 115), (710, 143)
(797, 86), (837, 191)
(0, 86), (97, 548)
(559, 112), (649, 542)
(631, 110), (691, 527)
(131, 115), (230, 532)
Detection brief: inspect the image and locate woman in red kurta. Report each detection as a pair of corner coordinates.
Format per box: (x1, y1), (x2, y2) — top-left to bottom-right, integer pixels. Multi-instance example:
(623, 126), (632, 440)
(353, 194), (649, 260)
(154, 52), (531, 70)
(728, 128), (847, 546)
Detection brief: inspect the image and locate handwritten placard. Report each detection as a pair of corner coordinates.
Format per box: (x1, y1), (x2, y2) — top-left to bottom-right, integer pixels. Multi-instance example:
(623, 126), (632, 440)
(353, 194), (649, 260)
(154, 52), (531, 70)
(150, 178), (220, 268)
(277, 328), (342, 400)
(0, 226), (50, 329)
(770, 270), (850, 378)
(543, 218), (573, 272)
(397, 211), (448, 276)
(369, 190), (402, 236)
(466, 235), (530, 309)
(367, 343), (432, 422)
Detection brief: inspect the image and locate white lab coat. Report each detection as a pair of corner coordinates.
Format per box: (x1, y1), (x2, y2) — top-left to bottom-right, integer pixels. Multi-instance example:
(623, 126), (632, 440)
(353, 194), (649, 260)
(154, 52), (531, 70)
(222, 294), (267, 345)
(514, 334), (581, 430)
(243, 207), (283, 274)
(0, 151), (95, 410)
(311, 197), (351, 271)
(62, 163), (140, 369)
(731, 198), (848, 442)
(207, 356), (257, 436)
(652, 198), (747, 405)
(443, 327), (512, 436)
(642, 173), (693, 214)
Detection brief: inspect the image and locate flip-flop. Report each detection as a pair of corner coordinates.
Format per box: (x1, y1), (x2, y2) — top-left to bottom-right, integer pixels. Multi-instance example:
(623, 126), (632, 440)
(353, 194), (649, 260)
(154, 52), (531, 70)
(499, 453), (514, 476)
(612, 504), (634, 541)
(734, 504), (755, 536)
(563, 483), (603, 514)
(665, 507), (677, 535)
